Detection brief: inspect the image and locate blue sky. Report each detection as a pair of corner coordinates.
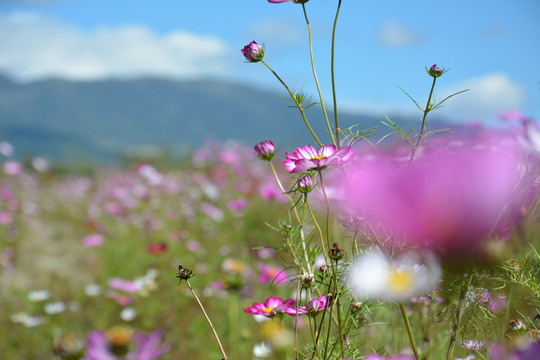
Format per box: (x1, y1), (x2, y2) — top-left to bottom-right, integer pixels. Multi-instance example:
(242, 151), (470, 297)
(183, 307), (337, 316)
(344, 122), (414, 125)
(0, 0), (539, 124)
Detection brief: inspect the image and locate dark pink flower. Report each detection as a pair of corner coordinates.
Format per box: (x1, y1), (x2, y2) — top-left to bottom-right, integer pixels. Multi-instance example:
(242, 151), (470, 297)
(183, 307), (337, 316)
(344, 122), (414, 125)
(268, 0), (309, 3)
(244, 296), (295, 318)
(284, 145), (354, 173)
(285, 296), (328, 316)
(241, 41), (264, 63)
(254, 140), (276, 161)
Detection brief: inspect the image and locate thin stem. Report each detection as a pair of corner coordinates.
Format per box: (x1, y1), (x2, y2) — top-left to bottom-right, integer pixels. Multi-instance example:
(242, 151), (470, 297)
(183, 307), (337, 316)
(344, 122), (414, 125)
(269, 161), (311, 271)
(318, 172), (344, 358)
(399, 303), (420, 359)
(261, 59), (322, 146)
(186, 280), (228, 360)
(302, 4), (336, 146)
(409, 77), (437, 164)
(305, 194), (328, 268)
(446, 276), (471, 360)
(331, 0), (342, 147)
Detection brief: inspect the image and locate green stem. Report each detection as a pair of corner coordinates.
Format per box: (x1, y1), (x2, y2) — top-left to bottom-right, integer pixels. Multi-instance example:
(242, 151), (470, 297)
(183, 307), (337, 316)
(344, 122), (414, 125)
(318, 172), (344, 358)
(302, 4), (335, 146)
(409, 76), (437, 164)
(186, 280), (228, 360)
(446, 276), (471, 360)
(261, 59), (322, 146)
(399, 303), (420, 359)
(305, 194), (328, 268)
(269, 161), (311, 272)
(331, 0), (342, 147)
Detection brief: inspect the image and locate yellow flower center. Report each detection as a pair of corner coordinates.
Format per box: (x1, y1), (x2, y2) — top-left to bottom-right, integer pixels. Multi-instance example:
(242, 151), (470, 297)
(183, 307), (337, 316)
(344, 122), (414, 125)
(388, 269), (413, 294)
(263, 306), (276, 314)
(310, 154), (327, 160)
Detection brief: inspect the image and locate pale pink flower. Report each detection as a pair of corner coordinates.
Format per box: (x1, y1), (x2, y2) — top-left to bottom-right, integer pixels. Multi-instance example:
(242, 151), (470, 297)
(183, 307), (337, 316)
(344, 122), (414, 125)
(82, 234), (104, 248)
(258, 263), (289, 285)
(3, 160), (22, 176)
(285, 296), (328, 316)
(108, 278), (141, 293)
(241, 41), (264, 63)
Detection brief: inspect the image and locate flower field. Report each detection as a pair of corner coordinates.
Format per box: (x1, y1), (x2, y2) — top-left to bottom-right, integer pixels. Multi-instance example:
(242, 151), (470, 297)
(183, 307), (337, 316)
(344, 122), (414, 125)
(1, 1), (540, 359)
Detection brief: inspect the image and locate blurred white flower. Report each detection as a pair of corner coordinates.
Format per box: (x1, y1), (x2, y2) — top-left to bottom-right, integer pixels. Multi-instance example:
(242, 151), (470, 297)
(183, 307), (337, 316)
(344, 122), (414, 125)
(0, 141), (14, 157)
(346, 250), (441, 301)
(253, 341), (273, 359)
(120, 307), (137, 321)
(84, 284), (102, 297)
(28, 289), (51, 302)
(44, 301), (66, 315)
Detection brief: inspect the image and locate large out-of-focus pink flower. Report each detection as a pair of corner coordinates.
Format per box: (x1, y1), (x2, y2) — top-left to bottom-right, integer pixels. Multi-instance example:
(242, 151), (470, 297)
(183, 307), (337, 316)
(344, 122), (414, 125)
(333, 139), (521, 259)
(284, 145), (354, 173)
(258, 263), (289, 286)
(244, 296), (295, 318)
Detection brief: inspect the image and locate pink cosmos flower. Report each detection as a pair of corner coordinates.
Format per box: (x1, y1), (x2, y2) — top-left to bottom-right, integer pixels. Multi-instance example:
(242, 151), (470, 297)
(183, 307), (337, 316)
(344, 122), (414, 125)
(244, 296), (295, 318)
(284, 145), (354, 173)
(258, 263), (289, 285)
(268, 0), (309, 3)
(333, 138), (520, 260)
(83, 329), (170, 360)
(254, 140), (276, 161)
(285, 296), (328, 316)
(108, 278), (141, 293)
(82, 234), (105, 248)
(241, 41), (264, 63)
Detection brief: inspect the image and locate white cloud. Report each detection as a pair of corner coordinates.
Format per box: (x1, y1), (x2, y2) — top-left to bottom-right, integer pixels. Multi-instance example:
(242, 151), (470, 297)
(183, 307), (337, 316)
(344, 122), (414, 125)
(0, 12), (230, 81)
(377, 21), (422, 47)
(437, 73), (525, 122)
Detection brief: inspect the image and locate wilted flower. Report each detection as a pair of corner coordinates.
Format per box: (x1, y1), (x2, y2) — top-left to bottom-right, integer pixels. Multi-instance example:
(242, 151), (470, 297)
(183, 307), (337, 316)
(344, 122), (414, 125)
(346, 250), (441, 302)
(241, 41), (264, 63)
(244, 296), (295, 318)
(254, 140), (276, 161)
(284, 144), (354, 173)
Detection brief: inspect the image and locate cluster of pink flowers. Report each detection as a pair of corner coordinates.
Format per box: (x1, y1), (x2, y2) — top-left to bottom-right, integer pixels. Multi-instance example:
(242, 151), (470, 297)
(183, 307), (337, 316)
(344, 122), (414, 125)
(244, 296), (328, 318)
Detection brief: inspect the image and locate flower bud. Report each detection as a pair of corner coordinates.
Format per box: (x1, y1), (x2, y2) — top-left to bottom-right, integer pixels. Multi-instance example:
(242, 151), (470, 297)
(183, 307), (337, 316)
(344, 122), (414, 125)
(176, 265), (194, 281)
(254, 140), (275, 161)
(297, 175), (313, 193)
(426, 64), (444, 78)
(241, 41), (264, 63)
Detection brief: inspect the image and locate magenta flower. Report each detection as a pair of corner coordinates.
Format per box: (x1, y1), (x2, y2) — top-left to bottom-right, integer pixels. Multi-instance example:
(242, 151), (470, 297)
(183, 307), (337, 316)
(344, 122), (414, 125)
(83, 328), (170, 360)
(333, 138), (520, 260)
(285, 296), (328, 316)
(244, 296), (295, 318)
(241, 41), (264, 63)
(284, 145), (354, 173)
(297, 175), (313, 193)
(268, 0), (309, 3)
(258, 263), (289, 286)
(82, 234), (105, 248)
(254, 140), (276, 161)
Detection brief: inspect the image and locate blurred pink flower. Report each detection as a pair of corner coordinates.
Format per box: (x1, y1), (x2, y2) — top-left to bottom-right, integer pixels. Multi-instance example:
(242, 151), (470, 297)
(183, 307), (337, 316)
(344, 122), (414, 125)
(258, 263), (289, 285)
(244, 296), (295, 318)
(334, 140), (520, 259)
(228, 198), (248, 212)
(365, 355), (415, 360)
(259, 182), (287, 202)
(108, 278), (140, 293)
(0, 211), (13, 226)
(284, 145), (354, 173)
(82, 234), (105, 248)
(83, 329), (170, 360)
(3, 160), (22, 176)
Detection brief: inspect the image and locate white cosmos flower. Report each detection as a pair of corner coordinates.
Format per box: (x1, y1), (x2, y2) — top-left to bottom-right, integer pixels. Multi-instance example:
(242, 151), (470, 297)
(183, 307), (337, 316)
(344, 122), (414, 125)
(253, 341), (273, 359)
(346, 250), (441, 301)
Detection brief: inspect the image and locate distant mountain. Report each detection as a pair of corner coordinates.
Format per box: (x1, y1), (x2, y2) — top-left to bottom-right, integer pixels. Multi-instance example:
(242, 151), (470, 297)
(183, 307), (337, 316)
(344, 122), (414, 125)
(0, 74), (453, 164)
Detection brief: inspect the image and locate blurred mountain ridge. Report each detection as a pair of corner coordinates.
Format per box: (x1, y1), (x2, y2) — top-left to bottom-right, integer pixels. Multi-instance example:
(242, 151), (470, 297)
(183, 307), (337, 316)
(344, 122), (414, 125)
(0, 73), (454, 164)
